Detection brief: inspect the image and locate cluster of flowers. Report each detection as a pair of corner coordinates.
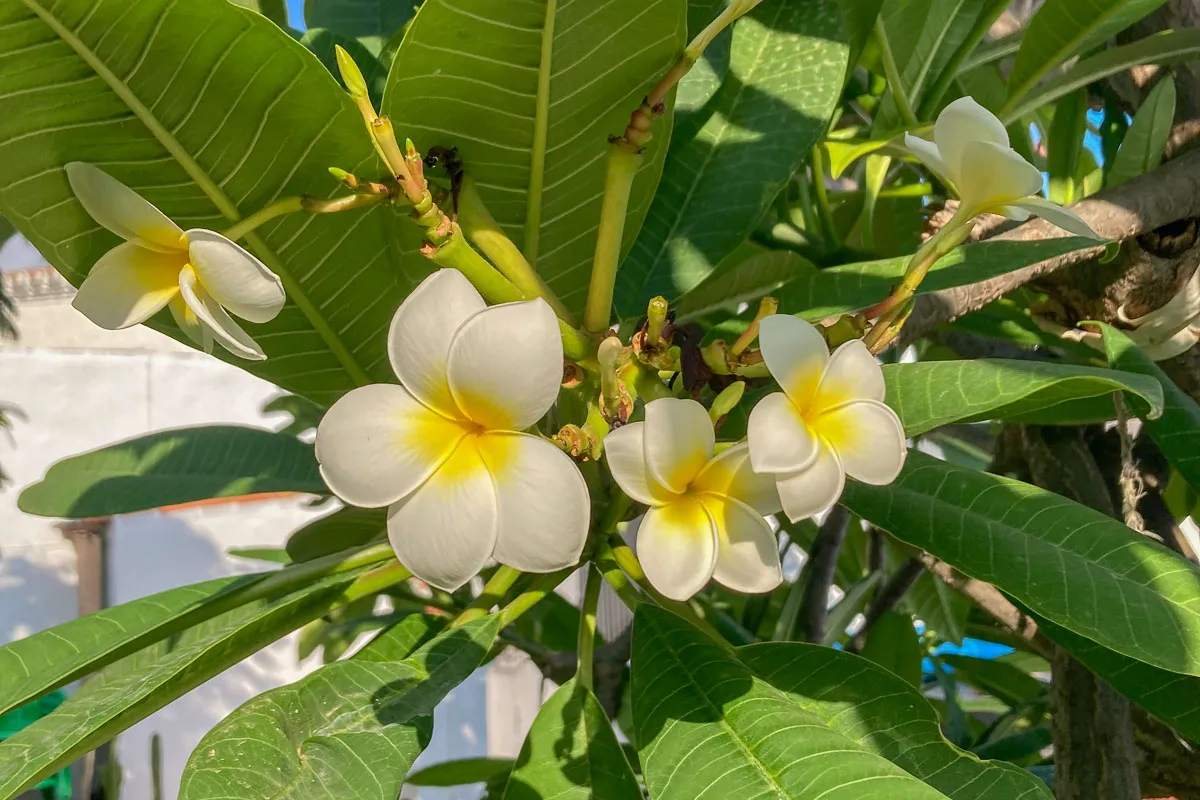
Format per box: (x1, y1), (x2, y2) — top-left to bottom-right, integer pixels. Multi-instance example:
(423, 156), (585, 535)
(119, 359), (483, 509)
(63, 98), (1100, 601)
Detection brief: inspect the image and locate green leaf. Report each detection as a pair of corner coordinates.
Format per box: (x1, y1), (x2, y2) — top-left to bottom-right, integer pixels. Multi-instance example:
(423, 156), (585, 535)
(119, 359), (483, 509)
(860, 610), (923, 688)
(286, 506), (387, 562)
(632, 606), (950, 800)
(179, 616), (500, 800)
(229, 0), (292, 30)
(228, 547), (292, 564)
(356, 613), (446, 662)
(841, 450), (1200, 677)
(675, 251), (813, 322)
(1002, 28), (1200, 123)
(618, 0), (850, 313)
(1046, 90), (1087, 204)
(822, 571), (883, 645)
(304, 0), (415, 41)
(775, 237), (1097, 320)
(0, 575), (244, 719)
(1005, 0), (1169, 108)
(0, 215), (15, 249)
(1108, 75), (1176, 186)
(740, 642), (1052, 800)
(0, 0), (424, 406)
(903, 572), (970, 645)
(409, 758), (515, 787)
(940, 655), (1045, 707)
(882, 359), (1164, 437)
(382, 0), (685, 317)
(677, 0), (732, 115)
(0, 569), (364, 797)
(1099, 322), (1200, 495)
(18, 425), (325, 518)
(1034, 613), (1200, 740)
(504, 678), (640, 800)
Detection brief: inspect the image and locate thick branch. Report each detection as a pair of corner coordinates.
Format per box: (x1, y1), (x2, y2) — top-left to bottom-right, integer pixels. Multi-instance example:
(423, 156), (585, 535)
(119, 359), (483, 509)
(849, 558), (923, 652)
(796, 505), (851, 643)
(903, 148), (1200, 342)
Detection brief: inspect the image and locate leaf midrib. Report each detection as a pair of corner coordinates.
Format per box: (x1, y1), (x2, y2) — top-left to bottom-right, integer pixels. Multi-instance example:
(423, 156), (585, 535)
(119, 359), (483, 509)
(20, 0), (372, 387)
(523, 0), (557, 266)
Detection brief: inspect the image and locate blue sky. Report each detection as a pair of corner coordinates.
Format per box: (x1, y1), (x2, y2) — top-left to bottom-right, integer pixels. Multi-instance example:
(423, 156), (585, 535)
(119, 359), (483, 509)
(286, 0), (306, 29)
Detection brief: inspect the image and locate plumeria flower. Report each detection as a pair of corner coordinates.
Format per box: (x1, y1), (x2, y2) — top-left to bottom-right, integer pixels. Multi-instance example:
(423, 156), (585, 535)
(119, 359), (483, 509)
(605, 397), (783, 601)
(747, 315), (906, 522)
(65, 162), (285, 360)
(904, 97), (1099, 239)
(315, 269), (589, 590)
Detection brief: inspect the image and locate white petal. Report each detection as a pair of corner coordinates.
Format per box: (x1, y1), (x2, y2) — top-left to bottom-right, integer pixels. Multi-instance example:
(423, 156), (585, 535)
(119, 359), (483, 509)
(957, 140), (1043, 214)
(643, 397), (715, 494)
(746, 392), (817, 474)
(701, 495), (782, 594)
(169, 295), (212, 351)
(447, 298), (562, 430)
(387, 441), (498, 591)
(934, 96), (1010, 180)
(389, 269), (486, 417)
(315, 383), (469, 508)
(692, 442), (782, 515)
(758, 314), (829, 409)
(999, 204), (1032, 222)
(480, 432), (589, 573)
(178, 265), (266, 361)
(775, 444), (845, 523)
(185, 230), (285, 323)
(1008, 197), (1102, 239)
(815, 399), (907, 485)
(65, 162), (184, 253)
(904, 133), (951, 182)
(71, 242), (182, 329)
(635, 498), (718, 601)
(604, 422), (676, 506)
(1133, 323), (1200, 361)
(813, 339), (886, 411)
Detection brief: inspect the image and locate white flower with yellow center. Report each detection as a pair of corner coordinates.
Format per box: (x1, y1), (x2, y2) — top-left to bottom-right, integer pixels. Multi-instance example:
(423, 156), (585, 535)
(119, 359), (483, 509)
(904, 97), (1098, 238)
(65, 162), (285, 361)
(315, 269), (589, 590)
(605, 397), (784, 601)
(747, 315), (907, 522)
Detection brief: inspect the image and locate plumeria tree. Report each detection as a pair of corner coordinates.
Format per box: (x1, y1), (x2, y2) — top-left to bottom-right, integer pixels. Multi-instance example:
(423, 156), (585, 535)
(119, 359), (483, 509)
(2, 0), (1200, 797)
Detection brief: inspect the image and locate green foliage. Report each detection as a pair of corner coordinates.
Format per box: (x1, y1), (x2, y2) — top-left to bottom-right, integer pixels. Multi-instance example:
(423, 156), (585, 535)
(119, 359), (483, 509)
(859, 610), (923, 687)
(383, 0), (686, 316)
(179, 616), (500, 799)
(618, 0), (851, 312)
(18, 425), (326, 518)
(287, 506), (387, 562)
(882, 359), (1164, 436)
(842, 450), (1200, 676)
(504, 678), (640, 799)
(632, 606), (950, 800)
(408, 758), (515, 787)
(1107, 75), (1176, 186)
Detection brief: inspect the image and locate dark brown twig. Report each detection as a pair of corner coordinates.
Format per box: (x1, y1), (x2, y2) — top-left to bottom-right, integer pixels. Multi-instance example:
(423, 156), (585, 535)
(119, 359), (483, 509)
(795, 506), (852, 643)
(849, 557), (924, 652)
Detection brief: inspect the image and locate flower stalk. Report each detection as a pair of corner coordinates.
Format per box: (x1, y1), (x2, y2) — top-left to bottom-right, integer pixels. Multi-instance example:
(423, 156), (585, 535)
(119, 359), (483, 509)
(576, 565), (602, 691)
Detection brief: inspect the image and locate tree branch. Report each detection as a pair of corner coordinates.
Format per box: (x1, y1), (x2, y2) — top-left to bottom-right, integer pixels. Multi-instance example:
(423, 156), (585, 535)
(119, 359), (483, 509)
(849, 557), (923, 652)
(902, 148), (1200, 343)
(796, 505), (851, 643)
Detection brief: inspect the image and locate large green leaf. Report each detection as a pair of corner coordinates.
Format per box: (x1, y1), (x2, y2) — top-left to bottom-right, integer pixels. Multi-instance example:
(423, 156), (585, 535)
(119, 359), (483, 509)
(674, 251), (813, 321)
(1100, 323), (1200, 494)
(1035, 613), (1200, 740)
(1108, 75), (1175, 187)
(859, 610), (923, 688)
(618, 0), (850, 313)
(632, 606), (950, 800)
(1004, 0), (1169, 110)
(740, 643), (1052, 800)
(382, 0), (686, 316)
(1002, 28), (1200, 123)
(0, 569), (365, 797)
(503, 678), (640, 800)
(409, 758), (515, 787)
(775, 237), (1097, 320)
(355, 612), (446, 662)
(286, 505), (387, 562)
(939, 655), (1045, 707)
(841, 450), (1200, 677)
(882, 359), (1164, 437)
(18, 425), (325, 518)
(179, 616), (500, 800)
(0, 0), (424, 406)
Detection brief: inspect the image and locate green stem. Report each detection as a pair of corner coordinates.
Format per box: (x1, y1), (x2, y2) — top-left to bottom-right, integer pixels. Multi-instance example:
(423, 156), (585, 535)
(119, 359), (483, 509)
(341, 561), (412, 601)
(498, 569), (574, 626)
(242, 543), (395, 604)
(594, 541), (643, 611)
(452, 565), (524, 627)
(605, 534), (724, 640)
(458, 176), (575, 323)
(576, 565), (603, 691)
(584, 144), (642, 333)
(222, 196), (304, 242)
(873, 17), (920, 129)
(809, 145), (841, 250)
